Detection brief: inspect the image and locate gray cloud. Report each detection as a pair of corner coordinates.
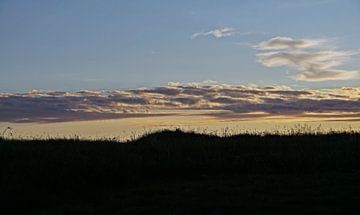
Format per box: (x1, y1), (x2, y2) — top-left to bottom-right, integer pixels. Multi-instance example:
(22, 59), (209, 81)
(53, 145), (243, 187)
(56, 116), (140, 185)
(0, 83), (359, 123)
(256, 37), (359, 81)
(255, 37), (325, 50)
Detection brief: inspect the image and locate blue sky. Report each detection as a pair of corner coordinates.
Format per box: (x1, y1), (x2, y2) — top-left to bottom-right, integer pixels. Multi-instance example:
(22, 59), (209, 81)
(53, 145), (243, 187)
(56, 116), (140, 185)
(0, 0), (359, 92)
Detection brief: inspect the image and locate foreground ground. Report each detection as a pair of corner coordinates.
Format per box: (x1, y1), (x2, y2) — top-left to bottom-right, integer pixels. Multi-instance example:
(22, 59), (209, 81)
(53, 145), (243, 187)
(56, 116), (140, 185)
(1, 130), (360, 214)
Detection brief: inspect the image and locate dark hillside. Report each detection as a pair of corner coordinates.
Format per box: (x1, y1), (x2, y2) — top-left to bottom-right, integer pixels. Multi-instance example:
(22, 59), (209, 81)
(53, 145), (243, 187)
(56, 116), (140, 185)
(1, 130), (360, 214)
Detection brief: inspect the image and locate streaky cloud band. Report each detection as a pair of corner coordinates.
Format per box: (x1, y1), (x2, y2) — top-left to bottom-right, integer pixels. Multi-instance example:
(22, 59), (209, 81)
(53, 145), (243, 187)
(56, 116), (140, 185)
(0, 82), (359, 123)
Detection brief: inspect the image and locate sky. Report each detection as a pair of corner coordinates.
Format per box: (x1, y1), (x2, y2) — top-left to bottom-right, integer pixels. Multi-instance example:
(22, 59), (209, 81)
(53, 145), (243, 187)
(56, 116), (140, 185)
(1, 0), (359, 92)
(0, 0), (360, 136)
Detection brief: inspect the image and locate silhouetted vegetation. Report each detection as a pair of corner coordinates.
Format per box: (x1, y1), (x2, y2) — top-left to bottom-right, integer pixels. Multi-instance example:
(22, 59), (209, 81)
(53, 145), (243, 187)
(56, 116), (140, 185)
(1, 129), (360, 214)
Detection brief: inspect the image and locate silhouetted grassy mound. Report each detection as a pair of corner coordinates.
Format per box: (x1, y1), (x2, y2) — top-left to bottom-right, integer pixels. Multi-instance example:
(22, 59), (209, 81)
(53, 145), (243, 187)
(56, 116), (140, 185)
(1, 130), (360, 214)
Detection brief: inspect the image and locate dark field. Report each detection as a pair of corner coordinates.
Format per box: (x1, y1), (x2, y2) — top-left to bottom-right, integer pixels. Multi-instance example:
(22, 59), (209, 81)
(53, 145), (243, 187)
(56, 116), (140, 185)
(1, 130), (360, 214)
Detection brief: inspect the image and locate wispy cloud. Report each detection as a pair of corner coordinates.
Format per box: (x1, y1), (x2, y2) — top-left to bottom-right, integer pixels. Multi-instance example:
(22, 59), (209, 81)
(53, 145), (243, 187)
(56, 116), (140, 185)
(1, 83), (359, 122)
(255, 37), (359, 81)
(255, 37), (325, 50)
(191, 28), (267, 40)
(191, 28), (235, 39)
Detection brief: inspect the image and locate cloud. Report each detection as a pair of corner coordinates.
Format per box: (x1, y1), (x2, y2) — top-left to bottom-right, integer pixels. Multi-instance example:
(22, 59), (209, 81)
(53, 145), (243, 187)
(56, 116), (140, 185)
(1, 83), (359, 123)
(255, 37), (325, 50)
(191, 28), (235, 39)
(294, 68), (358, 82)
(256, 37), (359, 81)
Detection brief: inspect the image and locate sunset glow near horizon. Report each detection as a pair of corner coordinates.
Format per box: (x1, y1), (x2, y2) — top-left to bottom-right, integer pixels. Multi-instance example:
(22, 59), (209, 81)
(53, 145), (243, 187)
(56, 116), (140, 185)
(1, 0), (359, 138)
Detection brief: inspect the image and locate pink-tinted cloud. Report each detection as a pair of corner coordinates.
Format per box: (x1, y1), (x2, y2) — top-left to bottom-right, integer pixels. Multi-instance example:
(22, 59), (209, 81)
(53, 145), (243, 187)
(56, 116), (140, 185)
(1, 83), (359, 123)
